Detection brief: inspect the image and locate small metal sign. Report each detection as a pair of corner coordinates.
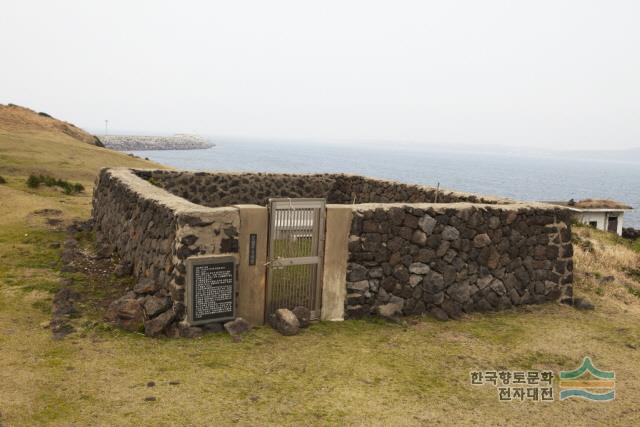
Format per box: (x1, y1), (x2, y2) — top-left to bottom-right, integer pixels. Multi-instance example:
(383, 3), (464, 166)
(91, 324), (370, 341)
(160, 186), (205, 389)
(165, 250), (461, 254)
(249, 233), (257, 266)
(186, 255), (236, 325)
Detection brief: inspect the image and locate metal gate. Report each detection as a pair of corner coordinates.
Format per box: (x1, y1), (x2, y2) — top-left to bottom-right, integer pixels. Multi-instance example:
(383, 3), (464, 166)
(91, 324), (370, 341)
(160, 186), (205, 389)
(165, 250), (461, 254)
(266, 198), (326, 320)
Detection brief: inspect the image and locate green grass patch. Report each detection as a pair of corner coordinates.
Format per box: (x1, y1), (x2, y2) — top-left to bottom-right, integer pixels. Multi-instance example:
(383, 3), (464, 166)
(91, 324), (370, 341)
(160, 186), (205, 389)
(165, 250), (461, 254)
(21, 279), (60, 294)
(624, 284), (640, 299)
(625, 268), (640, 283)
(31, 393), (74, 425)
(0, 226), (63, 295)
(508, 351), (573, 370)
(31, 299), (52, 314)
(462, 314), (526, 345)
(26, 174), (85, 195)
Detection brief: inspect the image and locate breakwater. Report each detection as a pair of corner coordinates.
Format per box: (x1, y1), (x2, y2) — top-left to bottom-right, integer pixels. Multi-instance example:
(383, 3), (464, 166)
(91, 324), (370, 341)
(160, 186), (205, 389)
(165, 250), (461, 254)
(101, 134), (214, 151)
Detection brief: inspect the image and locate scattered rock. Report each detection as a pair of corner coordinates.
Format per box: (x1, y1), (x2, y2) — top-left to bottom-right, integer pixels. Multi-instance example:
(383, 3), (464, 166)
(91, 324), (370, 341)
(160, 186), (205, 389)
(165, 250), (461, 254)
(114, 261), (133, 277)
(270, 309), (300, 336)
(622, 227), (640, 240)
(33, 208), (63, 217)
(143, 296), (171, 318)
(599, 275), (615, 284)
(180, 325), (204, 338)
(292, 306), (311, 328)
(63, 238), (78, 249)
(201, 322), (224, 333)
(60, 265), (77, 273)
(573, 297), (595, 310)
(430, 307), (449, 321)
(46, 218), (63, 227)
(95, 243), (114, 259)
(134, 278), (159, 295)
(67, 218), (94, 233)
(50, 318), (75, 339)
(144, 396), (156, 402)
(105, 297), (144, 332)
(376, 301), (403, 319)
(169, 380), (181, 385)
(60, 277), (74, 286)
(147, 381), (155, 387)
(224, 317), (251, 336)
(52, 288), (80, 317)
(144, 308), (176, 337)
(60, 249), (75, 264)
(561, 297), (594, 310)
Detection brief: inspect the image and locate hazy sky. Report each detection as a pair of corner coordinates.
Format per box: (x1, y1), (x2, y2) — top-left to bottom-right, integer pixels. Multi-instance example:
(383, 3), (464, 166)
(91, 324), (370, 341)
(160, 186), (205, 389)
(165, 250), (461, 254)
(2, 1), (639, 149)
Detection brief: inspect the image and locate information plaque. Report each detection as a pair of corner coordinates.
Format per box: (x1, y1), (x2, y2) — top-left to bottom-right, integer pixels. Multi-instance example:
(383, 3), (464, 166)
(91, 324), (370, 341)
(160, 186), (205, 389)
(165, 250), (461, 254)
(186, 255), (236, 325)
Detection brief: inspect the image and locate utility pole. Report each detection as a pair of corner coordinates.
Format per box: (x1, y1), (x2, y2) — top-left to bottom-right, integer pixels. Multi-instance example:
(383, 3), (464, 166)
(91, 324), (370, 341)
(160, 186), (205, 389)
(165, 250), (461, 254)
(105, 120), (109, 136)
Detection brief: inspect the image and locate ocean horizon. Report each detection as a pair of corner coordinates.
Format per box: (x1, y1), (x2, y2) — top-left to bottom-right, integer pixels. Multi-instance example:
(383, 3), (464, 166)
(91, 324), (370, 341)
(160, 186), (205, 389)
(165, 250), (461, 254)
(130, 140), (640, 228)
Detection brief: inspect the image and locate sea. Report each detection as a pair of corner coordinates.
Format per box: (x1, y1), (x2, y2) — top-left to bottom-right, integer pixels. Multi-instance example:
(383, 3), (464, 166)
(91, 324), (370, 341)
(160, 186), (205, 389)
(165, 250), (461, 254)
(129, 140), (640, 228)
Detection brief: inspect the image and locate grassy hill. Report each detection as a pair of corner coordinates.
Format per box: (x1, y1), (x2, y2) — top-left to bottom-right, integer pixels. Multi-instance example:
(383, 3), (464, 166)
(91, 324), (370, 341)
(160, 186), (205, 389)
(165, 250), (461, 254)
(0, 107), (639, 425)
(0, 104), (103, 147)
(0, 104), (165, 226)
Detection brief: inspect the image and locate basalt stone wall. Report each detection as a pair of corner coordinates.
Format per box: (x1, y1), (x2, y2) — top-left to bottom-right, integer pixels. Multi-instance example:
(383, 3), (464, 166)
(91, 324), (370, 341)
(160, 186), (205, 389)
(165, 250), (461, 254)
(93, 167), (574, 335)
(135, 170), (508, 208)
(93, 169), (177, 286)
(92, 168), (240, 337)
(137, 170), (336, 207)
(346, 204), (574, 320)
(329, 175), (504, 205)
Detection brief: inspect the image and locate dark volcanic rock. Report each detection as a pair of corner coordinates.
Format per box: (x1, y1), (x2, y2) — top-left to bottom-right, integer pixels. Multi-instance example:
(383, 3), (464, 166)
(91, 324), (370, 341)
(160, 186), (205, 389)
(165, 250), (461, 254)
(144, 309), (176, 337)
(292, 306), (311, 328)
(224, 317), (251, 336)
(271, 309), (300, 336)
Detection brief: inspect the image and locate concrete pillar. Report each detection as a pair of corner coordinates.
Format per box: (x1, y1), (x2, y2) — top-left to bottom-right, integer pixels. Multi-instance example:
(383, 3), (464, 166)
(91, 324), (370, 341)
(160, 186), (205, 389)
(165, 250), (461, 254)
(234, 205), (268, 325)
(321, 205), (352, 321)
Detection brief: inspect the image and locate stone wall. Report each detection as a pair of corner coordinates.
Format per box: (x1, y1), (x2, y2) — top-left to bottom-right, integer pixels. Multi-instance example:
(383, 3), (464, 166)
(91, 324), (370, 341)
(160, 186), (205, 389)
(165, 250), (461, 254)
(345, 203), (573, 320)
(92, 168), (240, 337)
(136, 170), (509, 208)
(93, 168), (575, 336)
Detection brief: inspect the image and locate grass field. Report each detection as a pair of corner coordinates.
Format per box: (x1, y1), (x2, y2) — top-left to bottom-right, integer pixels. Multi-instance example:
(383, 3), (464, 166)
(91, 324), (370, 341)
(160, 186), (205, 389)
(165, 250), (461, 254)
(1, 125), (640, 425)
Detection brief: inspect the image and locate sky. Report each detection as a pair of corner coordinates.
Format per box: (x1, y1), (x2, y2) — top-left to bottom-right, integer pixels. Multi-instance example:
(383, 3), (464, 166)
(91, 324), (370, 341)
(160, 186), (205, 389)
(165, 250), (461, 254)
(1, 0), (639, 150)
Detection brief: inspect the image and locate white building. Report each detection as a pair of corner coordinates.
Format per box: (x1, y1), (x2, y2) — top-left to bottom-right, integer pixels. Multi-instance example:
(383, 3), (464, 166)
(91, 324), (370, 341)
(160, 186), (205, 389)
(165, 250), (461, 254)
(544, 199), (632, 236)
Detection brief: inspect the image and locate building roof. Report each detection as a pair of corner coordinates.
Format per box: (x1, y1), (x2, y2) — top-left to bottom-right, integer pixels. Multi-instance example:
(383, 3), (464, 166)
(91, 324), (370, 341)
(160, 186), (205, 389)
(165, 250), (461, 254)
(543, 199), (633, 211)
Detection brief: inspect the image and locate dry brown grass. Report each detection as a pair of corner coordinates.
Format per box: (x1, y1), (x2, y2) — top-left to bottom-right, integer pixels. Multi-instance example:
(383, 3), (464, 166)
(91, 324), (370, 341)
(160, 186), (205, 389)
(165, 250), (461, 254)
(1, 121), (639, 425)
(0, 104), (99, 146)
(574, 226), (640, 272)
(572, 226), (640, 313)
(0, 205), (638, 426)
(573, 199), (632, 210)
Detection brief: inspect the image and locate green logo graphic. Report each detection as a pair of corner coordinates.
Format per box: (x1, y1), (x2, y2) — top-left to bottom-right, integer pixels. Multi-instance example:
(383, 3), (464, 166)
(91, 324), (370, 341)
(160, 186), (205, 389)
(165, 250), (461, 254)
(559, 357), (615, 401)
